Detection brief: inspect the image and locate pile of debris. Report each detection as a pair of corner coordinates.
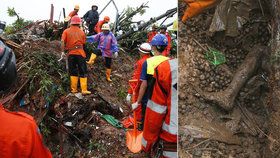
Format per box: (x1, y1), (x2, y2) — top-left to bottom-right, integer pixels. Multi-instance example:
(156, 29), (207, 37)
(179, 0), (275, 157)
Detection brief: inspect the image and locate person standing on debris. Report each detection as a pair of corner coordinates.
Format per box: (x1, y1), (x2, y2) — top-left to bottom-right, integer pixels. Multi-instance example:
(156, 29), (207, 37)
(69, 5), (80, 18)
(94, 16), (110, 34)
(159, 25), (172, 56)
(0, 40), (52, 157)
(61, 15), (91, 95)
(147, 24), (158, 43)
(86, 23), (119, 82)
(133, 34), (170, 130)
(142, 58), (178, 158)
(83, 5), (99, 35)
(63, 5), (80, 29)
(126, 43), (152, 126)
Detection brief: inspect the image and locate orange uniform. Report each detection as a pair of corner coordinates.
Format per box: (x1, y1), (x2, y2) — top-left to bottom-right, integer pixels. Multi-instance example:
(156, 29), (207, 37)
(62, 25), (86, 58)
(128, 54), (150, 121)
(182, 0), (221, 22)
(94, 20), (106, 34)
(147, 31), (158, 43)
(68, 10), (78, 18)
(162, 32), (172, 56)
(142, 59), (177, 158)
(0, 104), (52, 158)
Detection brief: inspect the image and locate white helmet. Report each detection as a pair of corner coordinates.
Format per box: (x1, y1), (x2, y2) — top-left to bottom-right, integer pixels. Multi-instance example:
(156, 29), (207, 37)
(138, 43), (151, 54)
(101, 23), (110, 31)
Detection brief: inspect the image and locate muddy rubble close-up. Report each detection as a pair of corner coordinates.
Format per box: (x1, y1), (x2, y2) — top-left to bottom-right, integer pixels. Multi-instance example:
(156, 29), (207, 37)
(179, 0), (280, 157)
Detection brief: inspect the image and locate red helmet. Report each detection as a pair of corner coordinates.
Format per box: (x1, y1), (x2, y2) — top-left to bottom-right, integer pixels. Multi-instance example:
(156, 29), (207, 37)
(104, 16), (110, 22)
(70, 15), (81, 25)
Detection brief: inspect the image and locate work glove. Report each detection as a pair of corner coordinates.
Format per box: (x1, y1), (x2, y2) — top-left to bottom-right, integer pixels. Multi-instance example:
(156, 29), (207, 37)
(113, 52), (118, 58)
(131, 102), (140, 111)
(126, 94), (132, 103)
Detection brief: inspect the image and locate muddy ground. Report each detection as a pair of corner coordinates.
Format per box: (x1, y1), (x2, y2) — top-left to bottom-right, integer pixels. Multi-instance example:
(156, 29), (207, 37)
(178, 1), (279, 157)
(0, 38), (148, 157)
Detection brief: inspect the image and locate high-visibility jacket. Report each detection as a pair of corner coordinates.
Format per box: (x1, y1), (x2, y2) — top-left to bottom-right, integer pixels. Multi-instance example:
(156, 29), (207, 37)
(182, 0), (221, 22)
(162, 32), (171, 56)
(142, 59), (178, 158)
(147, 31), (158, 43)
(128, 54), (150, 121)
(94, 20), (106, 34)
(0, 104), (52, 158)
(140, 55), (169, 104)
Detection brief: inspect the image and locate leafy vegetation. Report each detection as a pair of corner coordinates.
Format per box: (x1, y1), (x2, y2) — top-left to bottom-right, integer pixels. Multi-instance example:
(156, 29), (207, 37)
(5, 7), (32, 34)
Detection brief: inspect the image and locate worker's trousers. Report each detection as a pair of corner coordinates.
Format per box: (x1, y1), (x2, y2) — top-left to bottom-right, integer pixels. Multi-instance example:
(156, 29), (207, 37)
(68, 55), (87, 77)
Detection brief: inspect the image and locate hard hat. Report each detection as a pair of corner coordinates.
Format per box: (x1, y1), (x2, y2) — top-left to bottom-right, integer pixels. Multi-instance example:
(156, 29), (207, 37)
(0, 40), (17, 92)
(152, 24), (158, 29)
(160, 25), (167, 30)
(101, 23), (110, 31)
(138, 43), (151, 54)
(92, 5), (98, 10)
(173, 19), (178, 31)
(150, 34), (168, 46)
(70, 15), (82, 25)
(104, 16), (110, 22)
(74, 5), (80, 10)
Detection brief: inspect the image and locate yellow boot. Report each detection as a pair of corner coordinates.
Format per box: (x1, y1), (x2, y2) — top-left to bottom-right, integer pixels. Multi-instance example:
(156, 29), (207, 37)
(80, 77), (91, 95)
(70, 76), (78, 93)
(106, 69), (112, 82)
(86, 53), (97, 65)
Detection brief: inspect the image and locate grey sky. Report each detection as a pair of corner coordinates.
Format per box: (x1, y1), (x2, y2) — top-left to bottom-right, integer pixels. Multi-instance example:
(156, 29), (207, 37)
(1, 0), (177, 29)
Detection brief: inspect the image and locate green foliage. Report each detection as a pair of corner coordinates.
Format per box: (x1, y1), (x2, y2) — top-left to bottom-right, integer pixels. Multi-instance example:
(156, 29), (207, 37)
(117, 88), (127, 100)
(22, 52), (69, 103)
(5, 7), (33, 34)
(40, 122), (51, 137)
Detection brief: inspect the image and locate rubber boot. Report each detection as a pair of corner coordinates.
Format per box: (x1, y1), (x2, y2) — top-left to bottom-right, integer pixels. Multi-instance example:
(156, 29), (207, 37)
(80, 77), (91, 95)
(106, 69), (112, 82)
(86, 53), (97, 65)
(70, 76), (78, 93)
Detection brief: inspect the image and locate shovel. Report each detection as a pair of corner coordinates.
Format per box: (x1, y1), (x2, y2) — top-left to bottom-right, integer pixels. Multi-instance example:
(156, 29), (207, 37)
(126, 79), (143, 153)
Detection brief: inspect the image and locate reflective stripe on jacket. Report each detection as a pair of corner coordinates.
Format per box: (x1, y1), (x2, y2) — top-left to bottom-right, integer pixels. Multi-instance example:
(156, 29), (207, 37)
(142, 59), (178, 156)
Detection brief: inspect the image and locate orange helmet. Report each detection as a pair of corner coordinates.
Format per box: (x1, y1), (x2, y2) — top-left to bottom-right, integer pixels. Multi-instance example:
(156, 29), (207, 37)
(70, 15), (81, 25)
(104, 16), (110, 22)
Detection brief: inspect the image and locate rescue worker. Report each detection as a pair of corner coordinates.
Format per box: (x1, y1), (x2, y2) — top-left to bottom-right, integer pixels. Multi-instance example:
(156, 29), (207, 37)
(182, 0), (222, 22)
(86, 24), (119, 82)
(83, 5), (99, 35)
(133, 34), (170, 130)
(63, 5), (80, 30)
(159, 25), (171, 56)
(147, 24), (158, 43)
(61, 15), (91, 95)
(142, 58), (178, 158)
(68, 5), (80, 18)
(126, 43), (152, 127)
(94, 16), (110, 34)
(0, 40), (52, 157)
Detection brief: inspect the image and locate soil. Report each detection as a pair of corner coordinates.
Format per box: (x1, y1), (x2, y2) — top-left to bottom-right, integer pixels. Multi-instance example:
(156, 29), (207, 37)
(178, 0), (278, 157)
(1, 38), (147, 157)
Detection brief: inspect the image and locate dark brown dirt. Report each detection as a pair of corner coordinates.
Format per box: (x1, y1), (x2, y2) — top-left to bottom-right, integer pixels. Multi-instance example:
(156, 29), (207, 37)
(178, 0), (274, 157)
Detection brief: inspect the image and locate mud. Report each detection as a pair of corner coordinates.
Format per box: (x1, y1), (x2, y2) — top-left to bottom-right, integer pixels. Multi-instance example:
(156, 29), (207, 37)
(179, 0), (273, 157)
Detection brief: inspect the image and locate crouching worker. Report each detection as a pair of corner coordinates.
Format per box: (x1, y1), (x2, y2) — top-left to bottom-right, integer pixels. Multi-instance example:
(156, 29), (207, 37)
(0, 40), (52, 157)
(61, 15), (91, 95)
(86, 23), (119, 82)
